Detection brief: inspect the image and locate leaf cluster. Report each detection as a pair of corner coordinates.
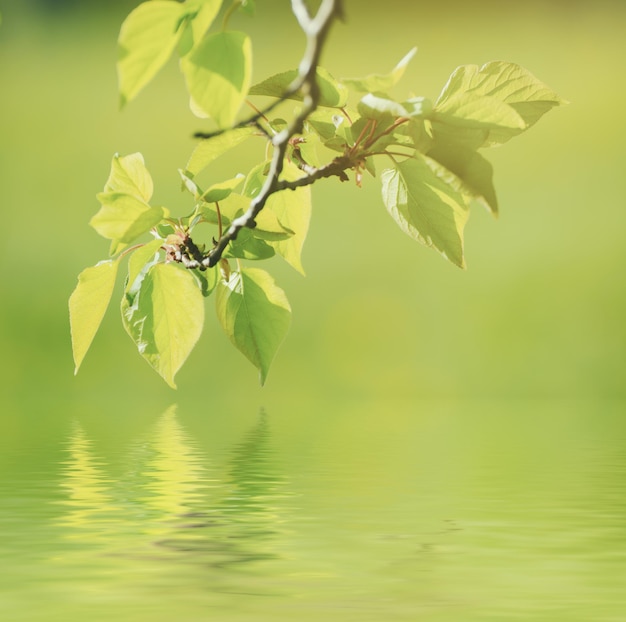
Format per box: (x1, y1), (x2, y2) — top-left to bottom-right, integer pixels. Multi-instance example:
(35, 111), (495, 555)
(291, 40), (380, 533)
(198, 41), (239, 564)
(70, 0), (566, 387)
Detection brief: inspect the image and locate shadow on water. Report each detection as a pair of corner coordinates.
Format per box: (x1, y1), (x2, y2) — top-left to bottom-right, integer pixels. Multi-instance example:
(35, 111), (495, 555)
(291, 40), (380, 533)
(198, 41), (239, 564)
(56, 406), (293, 588)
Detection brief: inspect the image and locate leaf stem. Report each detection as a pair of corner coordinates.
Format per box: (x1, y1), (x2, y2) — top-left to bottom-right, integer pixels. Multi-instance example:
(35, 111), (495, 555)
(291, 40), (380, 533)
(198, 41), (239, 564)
(215, 201), (223, 239)
(221, 0), (240, 31)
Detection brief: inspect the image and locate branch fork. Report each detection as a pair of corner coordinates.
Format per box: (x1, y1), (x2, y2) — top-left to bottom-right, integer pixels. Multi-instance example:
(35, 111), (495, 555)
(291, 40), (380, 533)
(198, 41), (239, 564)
(198, 0), (344, 268)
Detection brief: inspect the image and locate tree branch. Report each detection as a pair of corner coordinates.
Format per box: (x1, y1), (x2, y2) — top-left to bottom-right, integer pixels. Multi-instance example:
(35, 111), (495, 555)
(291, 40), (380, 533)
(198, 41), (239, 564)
(201, 0), (344, 268)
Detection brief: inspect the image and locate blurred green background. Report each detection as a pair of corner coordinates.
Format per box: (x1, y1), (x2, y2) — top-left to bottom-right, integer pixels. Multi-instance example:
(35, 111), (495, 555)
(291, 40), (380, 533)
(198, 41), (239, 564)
(1, 3), (626, 620)
(0, 0), (624, 415)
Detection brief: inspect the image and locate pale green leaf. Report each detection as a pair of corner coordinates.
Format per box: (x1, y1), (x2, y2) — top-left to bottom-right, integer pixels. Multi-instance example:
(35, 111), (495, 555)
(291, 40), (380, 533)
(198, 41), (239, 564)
(104, 152), (153, 202)
(126, 238), (163, 291)
(118, 1), (187, 107)
(253, 208), (294, 241)
(199, 191), (242, 225)
(239, 0), (255, 16)
(298, 132), (322, 168)
(435, 61), (566, 146)
(178, 0), (222, 56)
(121, 262), (204, 388)
(91, 192), (165, 244)
(434, 92), (525, 130)
(250, 66), (348, 108)
(225, 228), (275, 260)
(243, 162), (311, 273)
(381, 156), (469, 268)
(343, 47), (417, 93)
(186, 126), (255, 177)
(69, 259), (120, 373)
(428, 143), (498, 215)
(357, 94), (407, 120)
(191, 265), (219, 297)
(306, 108), (346, 141)
(215, 267), (291, 385)
(201, 174), (245, 202)
(179, 168), (203, 199)
(199, 192), (293, 240)
(358, 94), (432, 121)
(180, 30), (252, 127)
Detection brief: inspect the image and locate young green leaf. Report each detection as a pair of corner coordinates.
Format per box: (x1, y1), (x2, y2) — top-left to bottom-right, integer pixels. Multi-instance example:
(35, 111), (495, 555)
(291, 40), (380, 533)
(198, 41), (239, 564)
(69, 259), (121, 374)
(381, 156), (469, 268)
(343, 47), (417, 94)
(126, 238), (164, 291)
(427, 144), (498, 215)
(238, 0), (256, 16)
(121, 262), (204, 388)
(186, 126), (256, 177)
(118, 1), (187, 107)
(91, 193), (165, 245)
(306, 108), (348, 141)
(243, 162), (311, 273)
(435, 61), (566, 146)
(180, 30), (252, 127)
(191, 265), (219, 297)
(250, 67), (348, 108)
(225, 228), (276, 260)
(434, 92), (525, 130)
(201, 192), (293, 240)
(178, 0), (222, 56)
(201, 174), (245, 203)
(216, 268), (291, 385)
(104, 152), (154, 202)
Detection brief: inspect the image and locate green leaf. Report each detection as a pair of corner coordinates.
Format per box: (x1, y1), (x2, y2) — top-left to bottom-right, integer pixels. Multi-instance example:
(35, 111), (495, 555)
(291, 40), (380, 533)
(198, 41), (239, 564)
(199, 192), (293, 240)
(306, 108), (348, 141)
(186, 126), (256, 177)
(198, 192), (240, 225)
(381, 156), (469, 268)
(238, 0), (255, 16)
(69, 259), (121, 373)
(402, 118), (434, 153)
(178, 0), (222, 56)
(180, 30), (252, 127)
(250, 66), (348, 108)
(201, 174), (245, 202)
(91, 193), (165, 245)
(435, 61), (566, 146)
(225, 228), (275, 260)
(298, 133), (322, 168)
(343, 47), (417, 93)
(253, 208), (294, 241)
(434, 92), (525, 130)
(121, 262), (204, 388)
(358, 94), (432, 121)
(427, 143), (498, 215)
(191, 265), (219, 297)
(215, 267), (291, 385)
(126, 238), (164, 291)
(104, 152), (154, 202)
(118, 1), (187, 107)
(243, 162), (311, 273)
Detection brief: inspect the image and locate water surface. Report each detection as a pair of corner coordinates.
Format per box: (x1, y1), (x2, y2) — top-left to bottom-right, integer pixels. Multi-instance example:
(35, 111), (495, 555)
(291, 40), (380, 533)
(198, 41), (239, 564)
(2, 401), (625, 621)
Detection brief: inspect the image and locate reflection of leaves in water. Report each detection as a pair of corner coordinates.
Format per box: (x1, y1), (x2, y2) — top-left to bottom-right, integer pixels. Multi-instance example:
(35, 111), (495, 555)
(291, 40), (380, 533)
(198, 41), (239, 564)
(223, 411), (286, 519)
(56, 407), (293, 577)
(157, 411), (291, 568)
(58, 424), (120, 543)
